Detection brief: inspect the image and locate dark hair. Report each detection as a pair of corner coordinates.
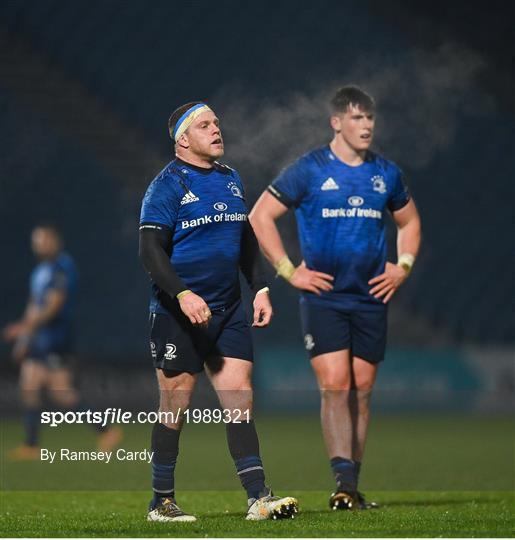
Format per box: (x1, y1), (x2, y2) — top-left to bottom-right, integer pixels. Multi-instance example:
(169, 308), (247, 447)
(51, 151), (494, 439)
(168, 101), (204, 139)
(330, 85), (375, 114)
(33, 221), (62, 239)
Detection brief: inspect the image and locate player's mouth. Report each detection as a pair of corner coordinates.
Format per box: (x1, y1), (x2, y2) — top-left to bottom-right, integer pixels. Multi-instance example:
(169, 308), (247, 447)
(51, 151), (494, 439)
(211, 138), (223, 146)
(360, 133), (372, 140)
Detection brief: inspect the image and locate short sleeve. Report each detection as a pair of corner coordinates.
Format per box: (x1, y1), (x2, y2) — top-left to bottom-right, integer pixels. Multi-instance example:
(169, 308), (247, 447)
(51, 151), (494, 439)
(232, 170), (247, 202)
(140, 177), (179, 230)
(268, 158), (310, 208)
(49, 269), (68, 292)
(387, 167), (411, 212)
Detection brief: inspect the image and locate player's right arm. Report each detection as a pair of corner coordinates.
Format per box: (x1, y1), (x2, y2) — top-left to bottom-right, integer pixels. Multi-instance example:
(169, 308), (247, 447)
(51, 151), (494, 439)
(139, 176), (211, 326)
(249, 191), (333, 295)
(2, 300), (34, 363)
(3, 285), (65, 339)
(138, 227), (211, 326)
(2, 288), (66, 362)
(2, 310), (31, 342)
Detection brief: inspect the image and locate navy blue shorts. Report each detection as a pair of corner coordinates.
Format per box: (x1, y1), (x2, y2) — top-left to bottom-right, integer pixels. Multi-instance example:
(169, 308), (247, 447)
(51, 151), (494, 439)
(27, 352), (74, 369)
(299, 299), (387, 364)
(149, 299), (253, 373)
(28, 337), (74, 368)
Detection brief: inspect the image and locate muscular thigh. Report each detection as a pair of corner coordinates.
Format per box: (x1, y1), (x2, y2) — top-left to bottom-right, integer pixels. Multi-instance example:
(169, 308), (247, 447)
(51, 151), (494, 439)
(156, 367), (196, 410)
(206, 357), (253, 412)
(20, 361), (49, 392)
(351, 356), (378, 390)
(47, 367), (75, 391)
(47, 367), (79, 407)
(311, 349), (352, 391)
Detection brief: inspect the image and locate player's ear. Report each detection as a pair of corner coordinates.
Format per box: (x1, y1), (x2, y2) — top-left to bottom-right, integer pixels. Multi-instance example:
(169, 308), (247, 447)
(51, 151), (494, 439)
(330, 115), (342, 132)
(177, 133), (190, 149)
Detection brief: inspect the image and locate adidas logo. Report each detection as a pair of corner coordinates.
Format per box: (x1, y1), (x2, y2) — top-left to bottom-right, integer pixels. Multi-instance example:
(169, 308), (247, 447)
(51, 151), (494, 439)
(321, 177), (339, 191)
(180, 191), (199, 205)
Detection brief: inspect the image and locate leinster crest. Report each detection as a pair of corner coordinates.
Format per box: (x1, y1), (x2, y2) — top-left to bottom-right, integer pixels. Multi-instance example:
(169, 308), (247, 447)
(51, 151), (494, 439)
(371, 175), (386, 194)
(227, 181), (244, 199)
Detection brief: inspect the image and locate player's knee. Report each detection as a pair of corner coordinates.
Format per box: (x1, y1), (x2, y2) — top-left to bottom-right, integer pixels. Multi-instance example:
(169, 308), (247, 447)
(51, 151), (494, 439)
(353, 376), (375, 391)
(158, 369), (196, 391)
(351, 357), (378, 390)
(158, 382), (194, 418)
(217, 386), (253, 411)
(318, 374), (352, 392)
(223, 381), (252, 393)
(50, 389), (78, 408)
(159, 393), (192, 415)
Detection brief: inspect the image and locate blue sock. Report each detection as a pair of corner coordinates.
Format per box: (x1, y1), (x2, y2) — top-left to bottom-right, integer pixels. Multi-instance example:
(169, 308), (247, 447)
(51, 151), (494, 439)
(330, 457), (358, 492)
(24, 408), (40, 446)
(235, 455), (266, 500)
(226, 421), (266, 500)
(151, 423), (180, 502)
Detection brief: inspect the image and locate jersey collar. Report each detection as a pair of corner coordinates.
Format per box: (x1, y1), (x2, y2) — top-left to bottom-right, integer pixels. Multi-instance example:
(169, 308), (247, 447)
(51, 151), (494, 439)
(174, 157), (214, 175)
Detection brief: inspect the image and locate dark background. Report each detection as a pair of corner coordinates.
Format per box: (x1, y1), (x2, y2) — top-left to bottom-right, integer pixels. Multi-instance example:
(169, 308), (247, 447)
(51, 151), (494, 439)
(0, 0), (513, 410)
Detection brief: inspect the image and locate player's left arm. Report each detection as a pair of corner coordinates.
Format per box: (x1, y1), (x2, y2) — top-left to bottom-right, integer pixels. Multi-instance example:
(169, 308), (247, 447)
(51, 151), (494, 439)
(368, 199), (422, 303)
(240, 220), (273, 327)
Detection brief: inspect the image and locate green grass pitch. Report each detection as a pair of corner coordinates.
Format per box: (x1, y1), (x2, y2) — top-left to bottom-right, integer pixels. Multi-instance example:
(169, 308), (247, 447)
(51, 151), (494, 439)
(1, 415), (513, 536)
(1, 490), (513, 537)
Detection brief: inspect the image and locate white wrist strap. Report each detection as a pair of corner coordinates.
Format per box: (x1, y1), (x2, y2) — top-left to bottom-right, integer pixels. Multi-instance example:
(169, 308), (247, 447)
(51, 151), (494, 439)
(256, 287), (270, 295)
(397, 253), (415, 273)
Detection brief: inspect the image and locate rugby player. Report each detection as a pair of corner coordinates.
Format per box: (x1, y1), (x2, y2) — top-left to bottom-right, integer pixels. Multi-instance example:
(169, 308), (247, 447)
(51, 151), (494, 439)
(249, 86), (422, 510)
(2, 223), (122, 459)
(139, 102), (298, 522)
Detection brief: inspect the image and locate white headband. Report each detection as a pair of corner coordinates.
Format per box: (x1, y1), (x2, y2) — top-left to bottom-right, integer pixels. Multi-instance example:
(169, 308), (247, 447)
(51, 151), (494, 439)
(172, 103), (212, 141)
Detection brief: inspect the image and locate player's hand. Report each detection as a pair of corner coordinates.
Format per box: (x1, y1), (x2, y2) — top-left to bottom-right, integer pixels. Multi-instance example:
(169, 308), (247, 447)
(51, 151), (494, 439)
(368, 262), (408, 303)
(289, 262), (334, 295)
(12, 337), (29, 364)
(252, 290), (273, 328)
(178, 292), (212, 328)
(2, 321), (28, 342)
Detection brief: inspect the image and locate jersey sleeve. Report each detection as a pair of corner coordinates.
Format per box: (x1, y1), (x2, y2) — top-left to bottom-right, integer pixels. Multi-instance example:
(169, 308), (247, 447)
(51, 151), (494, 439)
(387, 167), (411, 212)
(48, 268), (69, 292)
(267, 158), (310, 208)
(140, 177), (179, 231)
(233, 169), (247, 202)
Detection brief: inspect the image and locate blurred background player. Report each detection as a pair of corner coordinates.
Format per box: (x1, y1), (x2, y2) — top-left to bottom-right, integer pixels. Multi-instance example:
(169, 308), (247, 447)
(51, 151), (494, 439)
(249, 86), (422, 510)
(2, 223), (122, 459)
(139, 102), (298, 522)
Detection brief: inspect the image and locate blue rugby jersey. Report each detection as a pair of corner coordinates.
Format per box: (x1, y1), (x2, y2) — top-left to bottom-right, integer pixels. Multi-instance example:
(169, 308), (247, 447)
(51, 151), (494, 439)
(30, 252), (77, 351)
(140, 159), (249, 313)
(269, 146), (410, 311)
